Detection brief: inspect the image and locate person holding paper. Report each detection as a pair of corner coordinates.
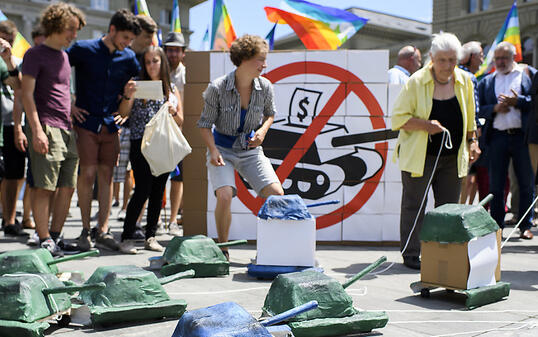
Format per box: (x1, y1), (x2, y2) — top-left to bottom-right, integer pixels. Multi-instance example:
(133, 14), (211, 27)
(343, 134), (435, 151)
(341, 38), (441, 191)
(66, 9), (141, 252)
(198, 35), (284, 260)
(117, 46), (183, 254)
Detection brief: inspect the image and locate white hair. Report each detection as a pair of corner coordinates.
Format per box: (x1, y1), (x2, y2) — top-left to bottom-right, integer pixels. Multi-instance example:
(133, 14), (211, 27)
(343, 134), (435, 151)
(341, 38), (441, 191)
(430, 32), (463, 60)
(461, 41), (482, 63)
(495, 41), (516, 57)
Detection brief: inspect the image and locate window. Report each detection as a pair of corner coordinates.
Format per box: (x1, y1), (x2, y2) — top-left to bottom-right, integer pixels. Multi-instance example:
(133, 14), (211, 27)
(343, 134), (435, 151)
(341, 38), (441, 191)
(481, 0), (490, 10)
(469, 0), (478, 13)
(91, 0), (109, 11)
(160, 10), (171, 26)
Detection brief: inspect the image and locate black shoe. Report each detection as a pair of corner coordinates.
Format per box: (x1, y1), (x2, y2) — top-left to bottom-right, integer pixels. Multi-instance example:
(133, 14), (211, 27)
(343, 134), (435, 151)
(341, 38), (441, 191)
(112, 200), (120, 207)
(403, 256), (421, 270)
(4, 223), (29, 237)
(132, 229), (145, 241)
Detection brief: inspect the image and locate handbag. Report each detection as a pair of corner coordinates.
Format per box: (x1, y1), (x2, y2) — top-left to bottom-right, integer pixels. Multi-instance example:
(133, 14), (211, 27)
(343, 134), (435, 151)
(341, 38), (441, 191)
(141, 101), (192, 176)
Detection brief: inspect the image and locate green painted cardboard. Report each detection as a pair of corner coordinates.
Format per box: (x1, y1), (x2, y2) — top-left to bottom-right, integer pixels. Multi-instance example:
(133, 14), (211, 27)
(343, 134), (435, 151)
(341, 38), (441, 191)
(420, 204), (499, 243)
(80, 265), (188, 326)
(0, 273), (70, 323)
(161, 235), (229, 277)
(0, 249), (59, 275)
(289, 311), (389, 337)
(262, 270), (356, 322)
(0, 319), (49, 337)
(464, 281), (510, 309)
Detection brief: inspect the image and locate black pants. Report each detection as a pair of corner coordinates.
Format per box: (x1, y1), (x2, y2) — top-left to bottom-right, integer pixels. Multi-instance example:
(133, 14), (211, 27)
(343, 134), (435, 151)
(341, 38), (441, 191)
(122, 139), (169, 240)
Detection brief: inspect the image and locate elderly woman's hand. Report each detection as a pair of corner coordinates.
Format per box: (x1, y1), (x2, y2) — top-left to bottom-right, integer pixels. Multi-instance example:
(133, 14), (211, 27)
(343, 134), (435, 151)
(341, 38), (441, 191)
(469, 140), (481, 163)
(426, 120), (446, 135)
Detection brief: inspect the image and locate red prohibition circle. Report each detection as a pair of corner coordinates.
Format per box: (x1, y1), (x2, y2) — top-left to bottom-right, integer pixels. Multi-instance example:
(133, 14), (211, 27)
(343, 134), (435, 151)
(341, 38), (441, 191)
(235, 61), (388, 230)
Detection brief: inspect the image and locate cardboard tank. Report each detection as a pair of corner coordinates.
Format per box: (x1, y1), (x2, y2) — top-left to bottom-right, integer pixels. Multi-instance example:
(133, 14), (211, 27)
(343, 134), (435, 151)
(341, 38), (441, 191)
(0, 273), (104, 337)
(172, 301), (319, 337)
(262, 257), (389, 337)
(78, 265), (194, 326)
(0, 248), (99, 276)
(159, 235), (246, 277)
(415, 195), (510, 309)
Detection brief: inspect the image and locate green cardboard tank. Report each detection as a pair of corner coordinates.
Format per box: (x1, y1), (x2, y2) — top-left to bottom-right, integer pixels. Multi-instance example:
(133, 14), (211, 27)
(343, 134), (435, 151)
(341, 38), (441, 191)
(0, 248), (99, 276)
(79, 265), (194, 326)
(0, 273), (105, 337)
(262, 257), (389, 337)
(159, 235), (246, 277)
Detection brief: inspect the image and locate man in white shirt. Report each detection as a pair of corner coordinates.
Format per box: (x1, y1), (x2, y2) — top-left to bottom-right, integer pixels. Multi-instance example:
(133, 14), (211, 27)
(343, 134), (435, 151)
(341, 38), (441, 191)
(388, 46), (422, 84)
(163, 32), (186, 236)
(477, 41), (534, 240)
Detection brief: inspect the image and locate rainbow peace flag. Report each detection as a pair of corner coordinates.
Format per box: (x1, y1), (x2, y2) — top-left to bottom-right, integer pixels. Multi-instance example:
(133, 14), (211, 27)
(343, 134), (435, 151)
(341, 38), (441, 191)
(265, 23), (277, 50)
(211, 0), (237, 50)
(200, 26), (210, 51)
(0, 9), (30, 59)
(171, 0), (181, 33)
(264, 0), (368, 50)
(475, 0), (522, 79)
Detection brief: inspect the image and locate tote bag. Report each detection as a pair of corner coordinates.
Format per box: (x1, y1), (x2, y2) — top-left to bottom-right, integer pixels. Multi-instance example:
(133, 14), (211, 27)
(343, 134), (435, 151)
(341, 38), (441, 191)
(141, 101), (192, 176)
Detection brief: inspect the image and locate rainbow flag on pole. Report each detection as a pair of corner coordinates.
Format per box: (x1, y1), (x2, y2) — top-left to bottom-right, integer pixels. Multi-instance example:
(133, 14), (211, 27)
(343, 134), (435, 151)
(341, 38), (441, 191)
(264, 0), (368, 50)
(475, 0), (522, 79)
(0, 9), (30, 59)
(171, 0), (181, 33)
(211, 0), (237, 50)
(265, 23), (277, 50)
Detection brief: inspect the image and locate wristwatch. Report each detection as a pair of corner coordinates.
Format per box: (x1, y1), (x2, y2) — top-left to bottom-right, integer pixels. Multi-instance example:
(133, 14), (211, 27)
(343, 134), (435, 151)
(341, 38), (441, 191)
(8, 68), (19, 77)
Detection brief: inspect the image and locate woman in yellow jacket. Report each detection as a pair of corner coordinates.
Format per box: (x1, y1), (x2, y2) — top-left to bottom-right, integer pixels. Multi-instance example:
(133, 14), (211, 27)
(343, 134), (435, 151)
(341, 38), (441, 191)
(391, 32), (480, 270)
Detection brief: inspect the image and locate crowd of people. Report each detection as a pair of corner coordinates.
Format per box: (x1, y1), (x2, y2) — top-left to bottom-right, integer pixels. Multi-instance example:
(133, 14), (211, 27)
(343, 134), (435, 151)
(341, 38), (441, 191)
(391, 33), (537, 269)
(0, 3), (187, 256)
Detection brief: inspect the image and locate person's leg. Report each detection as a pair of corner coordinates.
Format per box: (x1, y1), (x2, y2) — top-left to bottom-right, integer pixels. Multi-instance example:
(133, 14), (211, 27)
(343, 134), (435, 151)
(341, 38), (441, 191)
(50, 187), (74, 234)
(22, 185), (34, 228)
(1, 179), (23, 225)
(113, 182), (120, 205)
(170, 181), (182, 221)
(77, 165), (98, 230)
(32, 188), (55, 240)
(459, 175), (469, 204)
(215, 186), (234, 246)
(508, 159), (519, 221)
(259, 182), (284, 198)
(431, 155), (462, 207)
(122, 170), (132, 211)
(488, 134), (511, 228)
(96, 164), (114, 233)
(511, 135), (534, 233)
(145, 172), (169, 242)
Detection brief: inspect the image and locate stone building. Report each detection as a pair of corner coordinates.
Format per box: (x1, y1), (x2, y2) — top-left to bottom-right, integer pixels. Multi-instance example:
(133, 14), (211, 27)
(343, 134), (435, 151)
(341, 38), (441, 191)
(274, 7), (432, 67)
(433, 0), (538, 66)
(0, 0), (203, 45)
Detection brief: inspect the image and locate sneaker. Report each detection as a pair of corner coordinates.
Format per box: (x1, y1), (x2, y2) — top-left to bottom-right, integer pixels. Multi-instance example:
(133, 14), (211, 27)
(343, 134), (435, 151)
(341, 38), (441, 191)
(168, 222), (182, 236)
(144, 237), (164, 252)
(119, 240), (137, 254)
(4, 223), (29, 237)
(77, 228), (93, 251)
(55, 235), (80, 253)
(41, 238), (64, 257)
(117, 209), (126, 221)
(176, 214), (183, 226)
(27, 231), (39, 246)
(156, 221), (167, 235)
(95, 230), (119, 251)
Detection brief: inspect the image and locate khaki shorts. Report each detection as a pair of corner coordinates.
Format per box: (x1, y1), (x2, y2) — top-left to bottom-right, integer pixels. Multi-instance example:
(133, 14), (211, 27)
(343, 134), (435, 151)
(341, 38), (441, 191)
(207, 145), (279, 196)
(27, 124), (78, 191)
(75, 125), (120, 167)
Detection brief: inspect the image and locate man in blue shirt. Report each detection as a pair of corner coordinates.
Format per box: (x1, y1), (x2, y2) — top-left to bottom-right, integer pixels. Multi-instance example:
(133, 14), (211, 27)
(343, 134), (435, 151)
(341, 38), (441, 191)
(67, 9), (141, 251)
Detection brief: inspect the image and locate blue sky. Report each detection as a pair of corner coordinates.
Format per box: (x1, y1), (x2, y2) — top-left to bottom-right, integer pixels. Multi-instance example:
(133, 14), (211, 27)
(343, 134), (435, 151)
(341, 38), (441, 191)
(188, 0), (433, 50)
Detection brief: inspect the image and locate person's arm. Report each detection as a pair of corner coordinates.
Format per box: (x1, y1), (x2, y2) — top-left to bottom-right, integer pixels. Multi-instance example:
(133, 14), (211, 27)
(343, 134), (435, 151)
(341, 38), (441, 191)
(12, 88), (27, 152)
(118, 79), (136, 118)
(249, 115), (274, 148)
(21, 74), (48, 154)
(200, 128), (225, 166)
(169, 87), (183, 127)
(0, 38), (21, 89)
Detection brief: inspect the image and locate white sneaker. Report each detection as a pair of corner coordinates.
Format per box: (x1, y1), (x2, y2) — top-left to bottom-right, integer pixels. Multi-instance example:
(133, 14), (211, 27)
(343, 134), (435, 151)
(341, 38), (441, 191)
(27, 232), (39, 246)
(119, 240), (137, 254)
(117, 209), (126, 221)
(144, 237), (164, 252)
(156, 221), (167, 235)
(168, 222), (182, 236)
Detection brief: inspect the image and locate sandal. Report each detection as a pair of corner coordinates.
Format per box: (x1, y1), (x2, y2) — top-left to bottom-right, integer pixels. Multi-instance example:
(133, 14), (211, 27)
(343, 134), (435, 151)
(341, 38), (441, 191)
(22, 218), (35, 229)
(220, 249), (230, 261)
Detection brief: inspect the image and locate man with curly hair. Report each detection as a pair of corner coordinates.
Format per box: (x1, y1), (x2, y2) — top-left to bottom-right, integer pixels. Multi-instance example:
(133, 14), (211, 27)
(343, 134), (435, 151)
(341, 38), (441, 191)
(198, 35), (283, 260)
(67, 9), (141, 252)
(21, 2), (86, 256)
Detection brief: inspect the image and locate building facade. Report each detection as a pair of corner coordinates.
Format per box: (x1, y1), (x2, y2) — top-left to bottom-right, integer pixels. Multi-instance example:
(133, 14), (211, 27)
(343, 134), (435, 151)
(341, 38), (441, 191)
(1, 0), (203, 46)
(433, 0), (538, 66)
(274, 8), (432, 67)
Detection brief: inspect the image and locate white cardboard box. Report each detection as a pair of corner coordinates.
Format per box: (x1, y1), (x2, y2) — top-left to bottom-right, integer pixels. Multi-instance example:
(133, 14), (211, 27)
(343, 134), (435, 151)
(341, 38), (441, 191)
(256, 217), (316, 267)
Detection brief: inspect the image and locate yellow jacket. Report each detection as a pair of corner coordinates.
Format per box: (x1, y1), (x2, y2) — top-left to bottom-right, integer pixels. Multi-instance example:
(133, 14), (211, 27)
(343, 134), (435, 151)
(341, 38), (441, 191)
(391, 65), (476, 177)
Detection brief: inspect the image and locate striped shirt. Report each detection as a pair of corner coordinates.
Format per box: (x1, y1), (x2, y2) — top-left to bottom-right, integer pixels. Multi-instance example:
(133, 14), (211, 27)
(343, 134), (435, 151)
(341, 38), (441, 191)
(197, 70), (277, 136)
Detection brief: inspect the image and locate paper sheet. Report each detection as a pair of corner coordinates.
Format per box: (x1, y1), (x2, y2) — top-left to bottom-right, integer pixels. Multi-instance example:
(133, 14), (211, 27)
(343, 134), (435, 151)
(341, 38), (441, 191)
(133, 80), (163, 100)
(467, 232), (498, 289)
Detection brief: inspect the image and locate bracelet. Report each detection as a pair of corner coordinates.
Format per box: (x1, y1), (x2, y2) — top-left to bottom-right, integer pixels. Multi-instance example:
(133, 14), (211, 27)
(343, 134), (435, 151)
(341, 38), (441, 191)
(122, 95), (131, 100)
(170, 111), (178, 117)
(467, 137), (477, 143)
(8, 68), (19, 77)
